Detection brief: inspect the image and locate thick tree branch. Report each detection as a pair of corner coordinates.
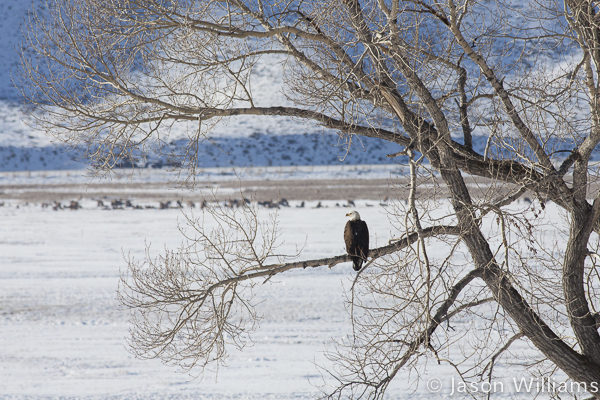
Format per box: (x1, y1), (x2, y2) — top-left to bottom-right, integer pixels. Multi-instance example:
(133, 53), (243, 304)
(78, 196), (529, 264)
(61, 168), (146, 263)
(201, 224), (461, 286)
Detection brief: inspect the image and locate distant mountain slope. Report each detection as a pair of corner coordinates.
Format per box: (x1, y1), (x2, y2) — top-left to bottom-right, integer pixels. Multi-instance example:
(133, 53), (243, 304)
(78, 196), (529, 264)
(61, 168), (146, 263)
(0, 126), (592, 172)
(0, 1), (597, 173)
(0, 130), (406, 171)
(0, 0), (36, 102)
(0, 3), (404, 171)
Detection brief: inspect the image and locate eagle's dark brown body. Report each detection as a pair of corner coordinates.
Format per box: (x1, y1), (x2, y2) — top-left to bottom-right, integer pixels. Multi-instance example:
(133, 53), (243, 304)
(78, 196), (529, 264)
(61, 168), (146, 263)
(344, 218), (369, 271)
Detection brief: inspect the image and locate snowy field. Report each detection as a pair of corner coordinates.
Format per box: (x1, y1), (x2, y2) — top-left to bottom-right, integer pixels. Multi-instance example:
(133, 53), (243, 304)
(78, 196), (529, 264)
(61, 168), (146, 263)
(0, 199), (399, 400)
(0, 187), (566, 400)
(0, 164), (411, 186)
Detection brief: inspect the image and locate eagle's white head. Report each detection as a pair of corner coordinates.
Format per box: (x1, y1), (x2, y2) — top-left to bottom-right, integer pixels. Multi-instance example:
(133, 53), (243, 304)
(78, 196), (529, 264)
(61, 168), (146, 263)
(346, 211), (361, 221)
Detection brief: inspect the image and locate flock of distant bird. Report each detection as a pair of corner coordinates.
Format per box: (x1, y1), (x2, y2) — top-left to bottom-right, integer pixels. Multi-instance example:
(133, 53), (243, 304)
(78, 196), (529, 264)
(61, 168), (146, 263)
(2, 196), (536, 212)
(30, 198), (381, 211)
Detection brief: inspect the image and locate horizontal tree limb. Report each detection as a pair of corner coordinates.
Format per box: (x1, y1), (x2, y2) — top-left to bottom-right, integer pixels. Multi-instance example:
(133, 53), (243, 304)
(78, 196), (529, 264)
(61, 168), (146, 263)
(186, 225), (462, 305)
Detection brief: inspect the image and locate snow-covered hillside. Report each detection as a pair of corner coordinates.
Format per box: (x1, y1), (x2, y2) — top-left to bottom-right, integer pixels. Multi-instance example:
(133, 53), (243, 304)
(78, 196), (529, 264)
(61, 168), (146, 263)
(0, 1), (26, 101)
(0, 0), (435, 172)
(0, 2), (406, 172)
(0, 1), (598, 173)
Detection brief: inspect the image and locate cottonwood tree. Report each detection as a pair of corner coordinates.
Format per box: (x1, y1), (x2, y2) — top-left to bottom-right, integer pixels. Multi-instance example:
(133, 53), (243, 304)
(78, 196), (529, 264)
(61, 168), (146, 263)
(18, 0), (600, 397)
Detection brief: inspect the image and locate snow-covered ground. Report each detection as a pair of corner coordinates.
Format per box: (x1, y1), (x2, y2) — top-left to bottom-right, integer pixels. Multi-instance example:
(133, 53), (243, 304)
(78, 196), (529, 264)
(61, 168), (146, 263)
(0, 200), (391, 399)
(0, 164), (412, 186)
(0, 196), (569, 400)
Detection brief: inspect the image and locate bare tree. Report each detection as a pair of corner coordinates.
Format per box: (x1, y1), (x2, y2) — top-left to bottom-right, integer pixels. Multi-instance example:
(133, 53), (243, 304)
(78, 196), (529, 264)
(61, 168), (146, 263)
(18, 0), (600, 397)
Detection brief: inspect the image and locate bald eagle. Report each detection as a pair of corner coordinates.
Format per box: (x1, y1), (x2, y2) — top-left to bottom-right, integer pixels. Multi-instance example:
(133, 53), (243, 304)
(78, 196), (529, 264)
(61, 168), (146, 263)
(344, 211), (369, 271)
